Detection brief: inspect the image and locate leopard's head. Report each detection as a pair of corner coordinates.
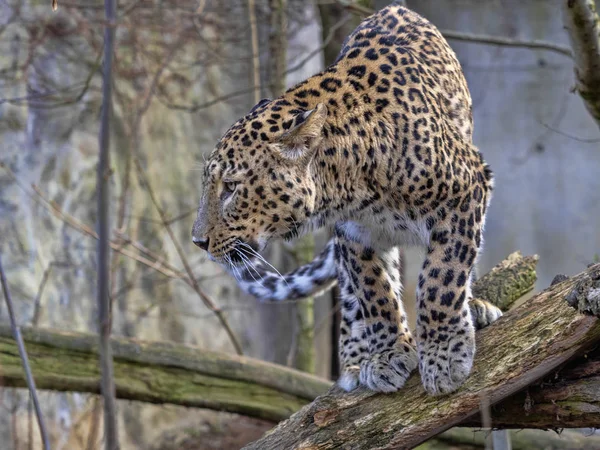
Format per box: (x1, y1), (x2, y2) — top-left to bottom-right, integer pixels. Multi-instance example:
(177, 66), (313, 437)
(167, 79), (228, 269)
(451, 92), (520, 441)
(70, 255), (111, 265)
(192, 99), (327, 265)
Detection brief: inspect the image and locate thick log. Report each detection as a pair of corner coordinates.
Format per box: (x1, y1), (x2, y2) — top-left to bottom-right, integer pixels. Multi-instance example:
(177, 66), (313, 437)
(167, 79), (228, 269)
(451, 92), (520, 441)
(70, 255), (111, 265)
(463, 347), (600, 429)
(243, 264), (600, 450)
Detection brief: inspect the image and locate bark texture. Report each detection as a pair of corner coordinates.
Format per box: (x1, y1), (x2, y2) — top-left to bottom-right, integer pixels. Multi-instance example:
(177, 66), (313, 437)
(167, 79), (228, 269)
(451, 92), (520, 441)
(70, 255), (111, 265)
(471, 252), (538, 311)
(243, 264), (600, 450)
(462, 346), (600, 429)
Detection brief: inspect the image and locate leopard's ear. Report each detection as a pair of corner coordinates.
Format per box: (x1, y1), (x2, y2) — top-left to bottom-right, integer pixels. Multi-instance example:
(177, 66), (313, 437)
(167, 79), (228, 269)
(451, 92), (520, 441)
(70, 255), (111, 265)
(249, 98), (271, 114)
(276, 103), (327, 162)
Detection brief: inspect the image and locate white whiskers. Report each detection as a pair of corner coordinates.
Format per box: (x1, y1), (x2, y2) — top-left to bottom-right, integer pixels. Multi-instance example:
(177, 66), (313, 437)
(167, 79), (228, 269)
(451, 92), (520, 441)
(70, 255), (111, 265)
(236, 240), (289, 288)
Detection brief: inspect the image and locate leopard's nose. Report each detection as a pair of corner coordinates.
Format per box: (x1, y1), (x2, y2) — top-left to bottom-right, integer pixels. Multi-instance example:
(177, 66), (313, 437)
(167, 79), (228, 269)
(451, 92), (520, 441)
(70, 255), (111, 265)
(193, 236), (209, 251)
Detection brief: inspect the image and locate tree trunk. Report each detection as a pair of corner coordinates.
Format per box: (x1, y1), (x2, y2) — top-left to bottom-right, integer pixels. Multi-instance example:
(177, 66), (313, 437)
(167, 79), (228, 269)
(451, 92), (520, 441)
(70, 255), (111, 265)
(561, 0), (600, 127)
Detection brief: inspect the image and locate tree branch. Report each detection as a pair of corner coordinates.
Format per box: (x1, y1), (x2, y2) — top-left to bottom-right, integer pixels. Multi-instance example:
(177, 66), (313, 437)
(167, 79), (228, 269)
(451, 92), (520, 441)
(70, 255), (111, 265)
(243, 263), (600, 450)
(248, 0), (261, 103)
(337, 1), (573, 58)
(438, 427), (600, 450)
(471, 252), (538, 311)
(0, 325), (330, 423)
(462, 345), (600, 429)
(562, 0), (600, 127)
(441, 30), (572, 58)
(132, 157), (244, 355)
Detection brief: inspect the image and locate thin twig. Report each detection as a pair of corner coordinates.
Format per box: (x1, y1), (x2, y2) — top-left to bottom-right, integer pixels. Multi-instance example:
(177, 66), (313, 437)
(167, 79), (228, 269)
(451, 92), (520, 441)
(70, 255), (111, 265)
(248, 0), (261, 103)
(0, 164), (186, 280)
(284, 13), (351, 76)
(98, 0), (119, 446)
(442, 30), (572, 58)
(157, 84), (263, 112)
(541, 122), (600, 143)
(0, 256), (50, 450)
(31, 261), (70, 325)
(336, 0), (572, 58)
(132, 157), (244, 355)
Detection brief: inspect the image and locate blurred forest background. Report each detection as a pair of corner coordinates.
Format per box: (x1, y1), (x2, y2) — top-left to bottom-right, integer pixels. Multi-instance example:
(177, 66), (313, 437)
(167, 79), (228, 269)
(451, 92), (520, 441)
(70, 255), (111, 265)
(1, 0), (599, 448)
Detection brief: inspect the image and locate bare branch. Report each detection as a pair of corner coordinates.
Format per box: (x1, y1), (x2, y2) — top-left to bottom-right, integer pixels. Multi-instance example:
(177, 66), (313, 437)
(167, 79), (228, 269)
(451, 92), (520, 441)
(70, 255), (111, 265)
(561, 0), (600, 127)
(32, 261), (71, 325)
(284, 13), (352, 76)
(441, 30), (572, 58)
(0, 164), (188, 281)
(132, 157), (244, 355)
(336, 1), (572, 58)
(0, 324), (330, 422)
(248, 0), (261, 103)
(98, 0), (119, 446)
(0, 256), (50, 450)
(157, 85), (262, 112)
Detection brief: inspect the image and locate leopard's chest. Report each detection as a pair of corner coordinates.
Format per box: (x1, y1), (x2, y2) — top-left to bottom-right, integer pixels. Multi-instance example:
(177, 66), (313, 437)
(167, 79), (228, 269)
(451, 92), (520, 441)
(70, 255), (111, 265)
(335, 205), (431, 252)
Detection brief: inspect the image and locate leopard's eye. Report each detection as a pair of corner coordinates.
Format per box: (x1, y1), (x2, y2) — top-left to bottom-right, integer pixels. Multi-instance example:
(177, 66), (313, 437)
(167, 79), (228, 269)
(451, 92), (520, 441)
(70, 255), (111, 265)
(222, 181), (238, 197)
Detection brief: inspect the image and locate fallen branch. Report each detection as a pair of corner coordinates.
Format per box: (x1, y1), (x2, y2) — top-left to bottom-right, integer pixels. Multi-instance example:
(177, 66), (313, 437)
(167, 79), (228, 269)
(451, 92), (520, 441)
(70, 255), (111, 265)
(561, 0), (600, 127)
(0, 325), (330, 423)
(463, 344), (600, 429)
(243, 264), (600, 450)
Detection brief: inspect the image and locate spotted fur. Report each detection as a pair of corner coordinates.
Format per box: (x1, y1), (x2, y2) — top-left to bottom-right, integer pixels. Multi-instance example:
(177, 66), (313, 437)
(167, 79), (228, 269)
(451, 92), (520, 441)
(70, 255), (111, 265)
(192, 4), (496, 395)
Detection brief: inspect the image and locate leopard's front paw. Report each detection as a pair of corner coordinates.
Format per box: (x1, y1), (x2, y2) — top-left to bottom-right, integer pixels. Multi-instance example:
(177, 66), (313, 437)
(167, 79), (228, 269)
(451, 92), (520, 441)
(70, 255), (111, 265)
(337, 365), (360, 392)
(419, 330), (475, 396)
(359, 345), (418, 393)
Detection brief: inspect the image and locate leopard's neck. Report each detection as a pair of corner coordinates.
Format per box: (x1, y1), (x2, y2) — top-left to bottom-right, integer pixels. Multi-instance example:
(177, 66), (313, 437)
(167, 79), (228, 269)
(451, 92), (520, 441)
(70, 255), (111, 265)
(279, 64), (398, 228)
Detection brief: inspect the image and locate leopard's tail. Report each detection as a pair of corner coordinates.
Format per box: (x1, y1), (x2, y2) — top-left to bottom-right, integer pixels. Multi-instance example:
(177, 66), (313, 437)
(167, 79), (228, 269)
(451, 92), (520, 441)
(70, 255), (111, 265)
(228, 239), (338, 302)
(226, 238), (503, 331)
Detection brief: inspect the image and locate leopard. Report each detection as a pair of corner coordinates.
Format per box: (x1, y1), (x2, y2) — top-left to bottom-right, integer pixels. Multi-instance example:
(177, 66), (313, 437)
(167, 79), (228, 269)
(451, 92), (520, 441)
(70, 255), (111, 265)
(192, 3), (497, 396)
